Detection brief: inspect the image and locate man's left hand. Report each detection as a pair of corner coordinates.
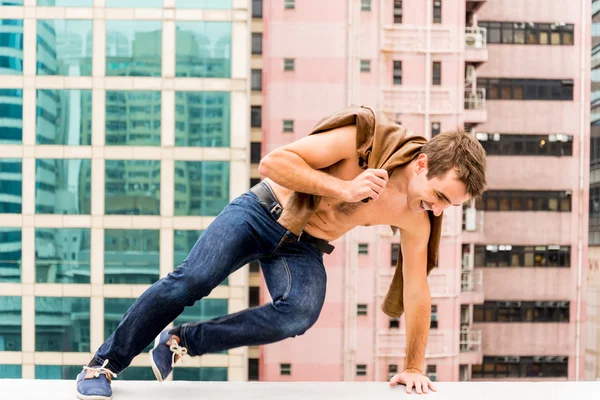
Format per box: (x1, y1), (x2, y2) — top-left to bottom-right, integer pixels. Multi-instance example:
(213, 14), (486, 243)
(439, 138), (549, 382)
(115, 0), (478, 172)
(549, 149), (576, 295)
(389, 370), (437, 394)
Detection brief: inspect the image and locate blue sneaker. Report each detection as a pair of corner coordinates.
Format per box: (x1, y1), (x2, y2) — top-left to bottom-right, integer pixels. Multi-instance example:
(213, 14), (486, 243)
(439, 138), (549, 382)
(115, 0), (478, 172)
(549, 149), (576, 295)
(75, 359), (117, 400)
(149, 330), (188, 381)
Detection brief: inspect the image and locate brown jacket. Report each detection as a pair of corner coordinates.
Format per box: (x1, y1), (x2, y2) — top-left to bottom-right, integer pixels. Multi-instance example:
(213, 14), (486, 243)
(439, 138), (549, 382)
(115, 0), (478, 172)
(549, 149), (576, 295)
(279, 105), (443, 318)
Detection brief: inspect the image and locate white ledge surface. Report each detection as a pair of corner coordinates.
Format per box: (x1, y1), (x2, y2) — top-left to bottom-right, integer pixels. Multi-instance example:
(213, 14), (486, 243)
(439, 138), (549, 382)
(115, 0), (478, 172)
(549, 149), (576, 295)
(2, 381), (600, 400)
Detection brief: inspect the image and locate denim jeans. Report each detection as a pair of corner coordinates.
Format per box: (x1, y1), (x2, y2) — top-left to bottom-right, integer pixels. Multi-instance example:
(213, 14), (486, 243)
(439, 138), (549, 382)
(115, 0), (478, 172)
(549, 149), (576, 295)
(94, 191), (327, 374)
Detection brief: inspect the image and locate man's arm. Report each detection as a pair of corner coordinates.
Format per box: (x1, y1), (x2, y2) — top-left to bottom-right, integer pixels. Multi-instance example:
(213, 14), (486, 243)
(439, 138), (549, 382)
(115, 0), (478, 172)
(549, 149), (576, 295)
(258, 125), (387, 203)
(389, 217), (436, 394)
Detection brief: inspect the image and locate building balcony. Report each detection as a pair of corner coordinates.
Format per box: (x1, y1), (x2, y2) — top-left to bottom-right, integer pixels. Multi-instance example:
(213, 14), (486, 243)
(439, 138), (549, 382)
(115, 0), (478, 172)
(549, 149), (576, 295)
(459, 327), (483, 365)
(381, 26), (455, 53)
(378, 268), (454, 299)
(461, 269), (484, 304)
(464, 89), (487, 124)
(378, 330), (452, 359)
(383, 88), (455, 115)
(464, 27), (488, 63)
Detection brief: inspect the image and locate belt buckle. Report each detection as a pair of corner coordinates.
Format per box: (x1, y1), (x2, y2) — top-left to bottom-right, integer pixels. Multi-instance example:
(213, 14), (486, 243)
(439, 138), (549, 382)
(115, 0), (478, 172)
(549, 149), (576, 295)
(270, 203), (283, 217)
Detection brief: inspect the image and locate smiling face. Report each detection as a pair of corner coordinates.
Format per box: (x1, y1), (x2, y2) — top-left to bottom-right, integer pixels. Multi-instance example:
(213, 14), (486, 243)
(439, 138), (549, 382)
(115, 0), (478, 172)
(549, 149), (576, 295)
(406, 153), (471, 216)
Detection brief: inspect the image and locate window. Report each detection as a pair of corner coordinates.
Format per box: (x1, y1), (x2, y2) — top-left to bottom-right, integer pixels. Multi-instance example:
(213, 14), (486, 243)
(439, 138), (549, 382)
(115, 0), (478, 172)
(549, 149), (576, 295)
(357, 365), (367, 376)
(104, 230), (160, 284)
(0, 159), (22, 214)
(173, 367), (228, 381)
(389, 318), (400, 329)
(37, 20), (92, 77)
(173, 161), (230, 217)
(35, 297), (90, 352)
(0, 296), (21, 351)
(35, 229), (91, 284)
(36, 159), (92, 215)
(252, 0), (263, 18)
(249, 286), (260, 307)
(475, 190), (572, 212)
(249, 260), (260, 272)
(358, 243), (369, 254)
(433, 0), (442, 24)
(106, 21), (162, 77)
(284, 0), (295, 9)
(361, 0), (371, 11)
(426, 365), (437, 382)
(38, 89), (92, 144)
(430, 305), (438, 329)
(357, 304), (368, 316)
(105, 91), (160, 146)
(0, 365), (21, 379)
(478, 78), (573, 101)
(475, 245), (571, 268)
(104, 160), (159, 215)
(248, 358), (259, 381)
(476, 133), (573, 156)
(474, 301), (570, 323)
(479, 21), (575, 46)
(394, 0), (403, 24)
(393, 61), (402, 84)
(360, 59), (371, 72)
(283, 120), (294, 132)
(251, 142), (262, 164)
(283, 58), (295, 71)
(388, 364), (398, 380)
(431, 122), (441, 137)
(251, 32), (262, 55)
(251, 106), (262, 128)
(251, 69), (262, 91)
(391, 243), (399, 266)
(472, 356), (568, 378)
(174, 92), (230, 147)
(432, 62), (441, 85)
(280, 363), (291, 375)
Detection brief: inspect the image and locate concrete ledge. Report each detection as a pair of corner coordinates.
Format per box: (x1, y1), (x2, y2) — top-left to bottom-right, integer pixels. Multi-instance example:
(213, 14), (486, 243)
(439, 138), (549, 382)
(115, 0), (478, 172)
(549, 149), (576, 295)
(2, 380), (600, 400)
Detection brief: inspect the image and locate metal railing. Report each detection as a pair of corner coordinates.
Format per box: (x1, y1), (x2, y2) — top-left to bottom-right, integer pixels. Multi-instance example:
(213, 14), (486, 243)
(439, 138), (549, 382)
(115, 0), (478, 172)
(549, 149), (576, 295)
(460, 328), (482, 353)
(383, 88), (455, 115)
(461, 269), (483, 293)
(464, 88), (486, 110)
(382, 26), (455, 53)
(465, 26), (487, 50)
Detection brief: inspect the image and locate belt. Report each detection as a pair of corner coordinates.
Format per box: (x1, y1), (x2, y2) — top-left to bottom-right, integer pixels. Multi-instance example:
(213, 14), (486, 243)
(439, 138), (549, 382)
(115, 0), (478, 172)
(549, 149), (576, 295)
(250, 182), (335, 254)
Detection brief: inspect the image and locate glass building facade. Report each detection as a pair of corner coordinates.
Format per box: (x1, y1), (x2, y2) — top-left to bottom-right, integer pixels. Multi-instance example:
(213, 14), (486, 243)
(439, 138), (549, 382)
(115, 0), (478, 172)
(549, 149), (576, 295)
(0, 0), (250, 382)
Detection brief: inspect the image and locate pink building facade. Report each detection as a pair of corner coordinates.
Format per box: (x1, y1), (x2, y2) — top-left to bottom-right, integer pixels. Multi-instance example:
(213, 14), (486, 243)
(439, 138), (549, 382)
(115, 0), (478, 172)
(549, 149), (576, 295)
(257, 0), (590, 382)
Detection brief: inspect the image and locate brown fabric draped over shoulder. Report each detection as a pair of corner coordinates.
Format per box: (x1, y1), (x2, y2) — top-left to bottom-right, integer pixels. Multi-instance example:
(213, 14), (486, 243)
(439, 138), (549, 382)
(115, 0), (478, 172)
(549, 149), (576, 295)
(278, 105), (443, 318)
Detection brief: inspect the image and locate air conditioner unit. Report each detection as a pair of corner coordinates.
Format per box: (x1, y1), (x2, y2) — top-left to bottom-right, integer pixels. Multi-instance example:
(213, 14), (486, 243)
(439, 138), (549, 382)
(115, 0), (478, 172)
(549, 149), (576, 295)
(465, 207), (477, 231)
(466, 65), (476, 82)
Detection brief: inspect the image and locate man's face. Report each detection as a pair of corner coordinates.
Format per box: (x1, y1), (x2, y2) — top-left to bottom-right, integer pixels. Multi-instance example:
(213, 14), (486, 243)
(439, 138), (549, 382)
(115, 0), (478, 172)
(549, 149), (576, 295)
(407, 154), (470, 216)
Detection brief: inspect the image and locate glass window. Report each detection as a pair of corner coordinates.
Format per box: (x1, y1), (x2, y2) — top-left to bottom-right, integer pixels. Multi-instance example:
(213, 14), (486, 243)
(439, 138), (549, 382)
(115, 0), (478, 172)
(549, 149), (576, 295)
(0, 229), (21, 282)
(104, 298), (152, 352)
(251, 142), (262, 163)
(35, 365), (80, 379)
(104, 229), (160, 284)
(36, 20), (92, 76)
(35, 296), (90, 352)
(0, 296), (21, 351)
(0, 159), (22, 213)
(360, 59), (371, 72)
(35, 159), (92, 214)
(251, 69), (262, 91)
(118, 367), (156, 380)
(105, 160), (160, 215)
(174, 92), (230, 147)
(361, 0), (371, 11)
(38, 0), (93, 5)
(394, 0), (403, 24)
(176, 0), (232, 8)
(174, 161), (230, 216)
(251, 105), (261, 128)
(432, 62), (441, 85)
(393, 61), (402, 85)
(283, 58), (295, 71)
(252, 0), (263, 18)
(174, 230), (203, 268)
(36, 89), (92, 145)
(432, 0), (441, 23)
(35, 228), (90, 284)
(106, 21), (162, 77)
(173, 367), (228, 381)
(0, 20), (24, 75)
(176, 22), (231, 78)
(105, 91), (161, 146)
(283, 120), (294, 132)
(174, 299), (227, 326)
(0, 365), (21, 378)
(0, 89), (23, 143)
(106, 0), (162, 7)
(251, 32), (262, 55)
(1, 0), (24, 4)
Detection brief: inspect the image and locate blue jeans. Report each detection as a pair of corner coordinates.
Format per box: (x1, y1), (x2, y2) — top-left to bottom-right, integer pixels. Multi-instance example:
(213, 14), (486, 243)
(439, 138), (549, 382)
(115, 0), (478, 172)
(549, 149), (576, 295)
(94, 191), (327, 374)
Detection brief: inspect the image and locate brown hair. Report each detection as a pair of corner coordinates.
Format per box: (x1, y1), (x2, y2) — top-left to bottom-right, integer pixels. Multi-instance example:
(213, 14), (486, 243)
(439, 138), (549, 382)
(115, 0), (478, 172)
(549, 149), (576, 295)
(419, 129), (487, 198)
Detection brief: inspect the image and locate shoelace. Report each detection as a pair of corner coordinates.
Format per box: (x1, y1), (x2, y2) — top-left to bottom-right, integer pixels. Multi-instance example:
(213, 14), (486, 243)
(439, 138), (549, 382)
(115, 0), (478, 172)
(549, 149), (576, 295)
(82, 359), (118, 379)
(169, 340), (188, 367)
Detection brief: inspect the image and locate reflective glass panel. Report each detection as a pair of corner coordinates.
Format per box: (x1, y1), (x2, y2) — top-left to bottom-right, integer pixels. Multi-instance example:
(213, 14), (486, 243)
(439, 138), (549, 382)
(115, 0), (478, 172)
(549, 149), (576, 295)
(175, 22), (231, 78)
(174, 161), (229, 216)
(35, 296), (90, 352)
(104, 229), (159, 284)
(104, 298), (152, 352)
(173, 299), (227, 326)
(0, 365), (21, 378)
(176, 0), (232, 8)
(0, 20), (24, 75)
(36, 89), (92, 144)
(175, 92), (230, 147)
(0, 159), (22, 213)
(35, 365), (80, 379)
(38, 0), (93, 5)
(35, 159), (92, 214)
(106, 0), (162, 7)
(0, 89), (23, 143)
(105, 160), (160, 215)
(0, 296), (21, 351)
(173, 368), (228, 381)
(119, 367), (156, 380)
(36, 20), (92, 76)
(106, 21), (162, 77)
(105, 91), (161, 146)
(1, 1), (24, 5)
(0, 228), (21, 282)
(35, 228), (90, 284)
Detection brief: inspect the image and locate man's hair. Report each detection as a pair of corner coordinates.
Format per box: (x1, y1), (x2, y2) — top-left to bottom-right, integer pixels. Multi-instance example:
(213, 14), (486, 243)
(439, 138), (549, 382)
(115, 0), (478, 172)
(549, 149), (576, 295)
(419, 129), (487, 199)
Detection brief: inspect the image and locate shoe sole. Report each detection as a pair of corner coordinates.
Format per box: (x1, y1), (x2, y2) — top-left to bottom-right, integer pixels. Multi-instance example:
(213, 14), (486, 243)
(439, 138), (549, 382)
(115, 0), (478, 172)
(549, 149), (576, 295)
(149, 334), (165, 382)
(76, 392), (112, 400)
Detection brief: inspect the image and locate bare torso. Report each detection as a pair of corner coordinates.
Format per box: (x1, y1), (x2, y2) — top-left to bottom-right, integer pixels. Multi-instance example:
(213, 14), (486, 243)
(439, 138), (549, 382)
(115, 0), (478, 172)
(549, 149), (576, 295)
(265, 156), (417, 241)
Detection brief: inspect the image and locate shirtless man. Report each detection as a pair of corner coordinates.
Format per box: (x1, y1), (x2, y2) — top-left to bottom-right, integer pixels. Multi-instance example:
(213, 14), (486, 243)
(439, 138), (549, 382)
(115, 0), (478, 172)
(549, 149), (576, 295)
(75, 122), (487, 399)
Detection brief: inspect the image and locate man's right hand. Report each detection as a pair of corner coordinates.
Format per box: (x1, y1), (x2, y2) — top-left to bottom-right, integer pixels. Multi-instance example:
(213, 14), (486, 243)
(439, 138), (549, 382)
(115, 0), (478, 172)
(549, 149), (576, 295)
(342, 168), (389, 202)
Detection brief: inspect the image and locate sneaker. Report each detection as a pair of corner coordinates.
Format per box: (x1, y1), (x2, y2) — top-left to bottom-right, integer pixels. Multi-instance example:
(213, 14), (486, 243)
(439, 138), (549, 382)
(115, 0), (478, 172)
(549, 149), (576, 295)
(75, 359), (117, 400)
(149, 329), (188, 382)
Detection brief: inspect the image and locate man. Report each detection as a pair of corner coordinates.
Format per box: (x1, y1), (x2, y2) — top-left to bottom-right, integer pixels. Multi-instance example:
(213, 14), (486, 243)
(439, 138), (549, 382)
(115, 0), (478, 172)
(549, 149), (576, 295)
(75, 106), (486, 399)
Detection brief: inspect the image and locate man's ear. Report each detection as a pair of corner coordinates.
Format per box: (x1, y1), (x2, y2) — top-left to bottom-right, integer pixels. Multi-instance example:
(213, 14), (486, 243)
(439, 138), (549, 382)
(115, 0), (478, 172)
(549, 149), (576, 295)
(415, 153), (429, 175)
